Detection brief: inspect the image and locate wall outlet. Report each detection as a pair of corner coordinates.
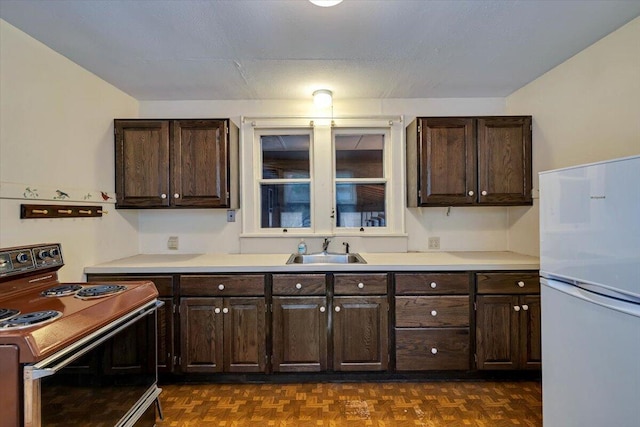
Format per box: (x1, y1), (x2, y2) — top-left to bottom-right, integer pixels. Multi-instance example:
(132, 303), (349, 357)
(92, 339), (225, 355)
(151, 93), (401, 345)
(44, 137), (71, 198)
(227, 209), (236, 222)
(167, 236), (179, 250)
(428, 237), (440, 250)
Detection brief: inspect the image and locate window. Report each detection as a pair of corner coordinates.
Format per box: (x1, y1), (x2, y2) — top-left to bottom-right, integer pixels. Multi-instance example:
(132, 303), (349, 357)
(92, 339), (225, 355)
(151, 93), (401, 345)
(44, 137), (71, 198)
(241, 117), (404, 237)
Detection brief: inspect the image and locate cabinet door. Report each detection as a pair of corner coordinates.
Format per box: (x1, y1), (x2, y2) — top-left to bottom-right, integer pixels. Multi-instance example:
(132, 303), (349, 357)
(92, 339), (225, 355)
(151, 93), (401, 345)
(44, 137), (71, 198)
(272, 296), (328, 372)
(520, 294), (542, 369)
(180, 297), (224, 373)
(157, 297), (174, 373)
(224, 297), (266, 373)
(171, 120), (229, 207)
(115, 120), (170, 207)
(417, 117), (476, 206)
(333, 296), (388, 371)
(476, 295), (519, 370)
(477, 117), (532, 205)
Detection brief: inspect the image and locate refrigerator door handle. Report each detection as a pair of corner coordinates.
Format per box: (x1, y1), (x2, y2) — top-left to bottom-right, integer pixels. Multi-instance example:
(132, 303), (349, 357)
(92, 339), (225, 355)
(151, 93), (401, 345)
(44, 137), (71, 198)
(541, 278), (640, 319)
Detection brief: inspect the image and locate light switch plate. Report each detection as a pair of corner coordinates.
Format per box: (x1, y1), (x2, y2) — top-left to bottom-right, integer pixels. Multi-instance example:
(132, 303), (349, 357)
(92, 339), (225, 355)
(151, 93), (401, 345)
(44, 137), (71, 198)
(428, 237), (440, 250)
(167, 236), (179, 250)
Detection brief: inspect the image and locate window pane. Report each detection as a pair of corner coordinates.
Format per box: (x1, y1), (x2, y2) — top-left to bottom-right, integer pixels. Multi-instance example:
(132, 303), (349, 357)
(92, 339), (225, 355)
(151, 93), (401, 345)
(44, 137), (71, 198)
(262, 135), (310, 179)
(336, 183), (386, 227)
(335, 134), (383, 178)
(260, 183), (311, 228)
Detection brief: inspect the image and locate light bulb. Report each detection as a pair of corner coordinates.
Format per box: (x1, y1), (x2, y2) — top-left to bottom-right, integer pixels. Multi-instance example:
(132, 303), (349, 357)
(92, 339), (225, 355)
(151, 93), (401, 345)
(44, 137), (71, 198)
(309, 0), (343, 7)
(313, 89), (333, 108)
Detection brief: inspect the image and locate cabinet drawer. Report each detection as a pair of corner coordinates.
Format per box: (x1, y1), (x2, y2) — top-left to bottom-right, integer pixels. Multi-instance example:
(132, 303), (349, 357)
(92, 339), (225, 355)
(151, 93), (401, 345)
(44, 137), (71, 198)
(272, 274), (326, 295)
(395, 296), (469, 327)
(395, 328), (470, 371)
(476, 272), (539, 294)
(180, 275), (265, 296)
(395, 273), (469, 295)
(334, 274), (387, 295)
(87, 274), (174, 296)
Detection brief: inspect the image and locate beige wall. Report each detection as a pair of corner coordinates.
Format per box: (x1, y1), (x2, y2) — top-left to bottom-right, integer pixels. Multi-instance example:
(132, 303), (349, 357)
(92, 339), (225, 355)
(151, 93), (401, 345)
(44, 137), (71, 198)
(0, 20), (140, 281)
(506, 17), (640, 256)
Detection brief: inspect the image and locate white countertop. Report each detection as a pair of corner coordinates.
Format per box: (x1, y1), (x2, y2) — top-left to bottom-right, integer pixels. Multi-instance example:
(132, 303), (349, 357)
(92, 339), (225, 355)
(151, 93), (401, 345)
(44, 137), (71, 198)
(84, 251), (539, 274)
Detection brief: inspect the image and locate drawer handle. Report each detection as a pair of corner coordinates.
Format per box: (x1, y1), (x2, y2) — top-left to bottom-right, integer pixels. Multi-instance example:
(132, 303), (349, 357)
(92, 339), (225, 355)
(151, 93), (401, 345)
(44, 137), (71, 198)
(320, 306), (326, 313)
(522, 304), (529, 311)
(357, 282), (364, 289)
(296, 283), (302, 290)
(430, 282), (437, 289)
(517, 281), (525, 288)
(214, 308), (221, 314)
(431, 348), (438, 355)
(431, 310), (437, 317)
(222, 307), (229, 314)
(335, 306), (341, 312)
(218, 284), (225, 290)
(514, 305), (521, 312)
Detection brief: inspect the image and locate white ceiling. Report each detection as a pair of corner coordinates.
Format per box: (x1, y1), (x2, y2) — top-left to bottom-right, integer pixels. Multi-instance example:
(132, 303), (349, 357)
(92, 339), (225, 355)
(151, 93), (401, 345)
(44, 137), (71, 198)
(1, 0), (639, 101)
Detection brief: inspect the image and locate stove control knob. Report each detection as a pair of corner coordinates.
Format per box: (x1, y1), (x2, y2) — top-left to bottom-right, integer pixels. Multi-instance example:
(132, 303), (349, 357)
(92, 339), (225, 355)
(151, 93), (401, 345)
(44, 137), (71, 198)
(38, 250), (49, 260)
(49, 247), (60, 257)
(16, 252), (29, 263)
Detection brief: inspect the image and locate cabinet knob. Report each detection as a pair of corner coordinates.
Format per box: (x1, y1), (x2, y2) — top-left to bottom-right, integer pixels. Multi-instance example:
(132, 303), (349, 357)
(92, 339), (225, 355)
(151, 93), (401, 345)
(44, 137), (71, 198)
(431, 348), (438, 355)
(522, 304), (529, 311)
(218, 284), (225, 290)
(174, 193), (180, 199)
(468, 190), (474, 196)
(430, 282), (437, 289)
(335, 306), (341, 312)
(222, 307), (229, 314)
(214, 307), (221, 314)
(481, 190), (488, 196)
(357, 282), (364, 289)
(514, 305), (521, 312)
(517, 281), (525, 288)
(320, 306), (326, 313)
(160, 193), (167, 199)
(295, 283), (302, 289)
(431, 310), (438, 317)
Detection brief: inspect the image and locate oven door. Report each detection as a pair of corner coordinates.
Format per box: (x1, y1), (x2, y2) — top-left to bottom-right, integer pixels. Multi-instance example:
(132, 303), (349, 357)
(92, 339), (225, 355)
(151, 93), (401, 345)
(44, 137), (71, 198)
(23, 300), (162, 427)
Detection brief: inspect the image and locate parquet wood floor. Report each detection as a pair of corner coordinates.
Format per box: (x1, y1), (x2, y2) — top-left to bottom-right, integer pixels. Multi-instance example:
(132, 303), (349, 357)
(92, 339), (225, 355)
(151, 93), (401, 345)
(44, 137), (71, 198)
(156, 381), (542, 427)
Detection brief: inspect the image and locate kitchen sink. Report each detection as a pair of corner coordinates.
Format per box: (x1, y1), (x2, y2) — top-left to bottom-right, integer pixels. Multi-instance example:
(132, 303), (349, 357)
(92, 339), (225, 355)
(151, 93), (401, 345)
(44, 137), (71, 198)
(286, 252), (367, 264)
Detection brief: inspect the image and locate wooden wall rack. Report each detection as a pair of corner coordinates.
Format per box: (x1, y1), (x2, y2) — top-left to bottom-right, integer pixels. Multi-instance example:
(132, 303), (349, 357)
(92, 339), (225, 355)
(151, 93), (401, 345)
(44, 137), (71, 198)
(20, 204), (107, 219)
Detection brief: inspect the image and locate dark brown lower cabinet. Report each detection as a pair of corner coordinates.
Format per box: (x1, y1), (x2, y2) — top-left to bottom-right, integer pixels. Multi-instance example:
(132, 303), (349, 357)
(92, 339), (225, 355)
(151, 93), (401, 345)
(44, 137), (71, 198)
(333, 296), (388, 371)
(476, 294), (541, 370)
(272, 296), (328, 372)
(180, 297), (266, 373)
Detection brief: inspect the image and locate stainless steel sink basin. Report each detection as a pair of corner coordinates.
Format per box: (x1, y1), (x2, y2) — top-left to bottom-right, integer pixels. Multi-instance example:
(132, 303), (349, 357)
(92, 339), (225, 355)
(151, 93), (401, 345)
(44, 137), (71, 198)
(286, 252), (367, 264)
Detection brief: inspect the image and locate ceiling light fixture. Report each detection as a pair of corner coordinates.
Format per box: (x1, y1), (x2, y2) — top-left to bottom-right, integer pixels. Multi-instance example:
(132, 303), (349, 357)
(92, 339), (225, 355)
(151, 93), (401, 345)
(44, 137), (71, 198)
(309, 0), (343, 7)
(313, 89), (333, 108)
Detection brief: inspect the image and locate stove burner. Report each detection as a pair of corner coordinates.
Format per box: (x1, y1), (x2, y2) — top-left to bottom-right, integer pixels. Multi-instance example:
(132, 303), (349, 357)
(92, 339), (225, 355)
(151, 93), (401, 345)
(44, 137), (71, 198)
(0, 308), (20, 321)
(0, 310), (62, 329)
(75, 284), (127, 299)
(41, 284), (83, 297)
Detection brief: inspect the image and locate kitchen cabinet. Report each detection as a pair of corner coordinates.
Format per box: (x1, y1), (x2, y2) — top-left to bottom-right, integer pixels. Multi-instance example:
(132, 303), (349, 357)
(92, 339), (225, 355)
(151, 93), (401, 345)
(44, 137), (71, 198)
(179, 274), (266, 373)
(271, 274), (328, 372)
(86, 274), (175, 373)
(475, 272), (541, 370)
(114, 119), (238, 209)
(406, 116), (532, 206)
(395, 273), (471, 370)
(333, 274), (389, 371)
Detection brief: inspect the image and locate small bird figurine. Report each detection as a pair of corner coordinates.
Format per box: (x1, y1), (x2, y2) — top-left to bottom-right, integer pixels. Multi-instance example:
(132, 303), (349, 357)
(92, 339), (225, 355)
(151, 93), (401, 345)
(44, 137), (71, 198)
(101, 191), (112, 201)
(55, 190), (70, 199)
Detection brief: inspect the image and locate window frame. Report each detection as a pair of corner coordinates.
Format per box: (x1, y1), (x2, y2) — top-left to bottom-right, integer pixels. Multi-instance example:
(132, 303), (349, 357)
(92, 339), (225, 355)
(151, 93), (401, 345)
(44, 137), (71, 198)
(240, 116), (405, 238)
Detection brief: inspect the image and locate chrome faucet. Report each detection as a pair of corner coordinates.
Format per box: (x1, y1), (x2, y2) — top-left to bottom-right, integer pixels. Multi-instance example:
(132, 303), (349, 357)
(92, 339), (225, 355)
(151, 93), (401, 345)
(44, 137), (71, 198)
(322, 238), (331, 253)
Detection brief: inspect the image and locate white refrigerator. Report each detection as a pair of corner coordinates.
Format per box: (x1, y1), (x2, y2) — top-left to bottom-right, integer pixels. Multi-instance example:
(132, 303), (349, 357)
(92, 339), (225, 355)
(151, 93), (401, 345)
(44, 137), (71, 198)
(539, 155), (640, 427)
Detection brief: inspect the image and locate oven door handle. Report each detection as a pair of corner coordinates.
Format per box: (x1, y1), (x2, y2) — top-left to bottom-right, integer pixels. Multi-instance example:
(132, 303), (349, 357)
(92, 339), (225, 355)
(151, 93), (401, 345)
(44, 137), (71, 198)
(27, 300), (163, 380)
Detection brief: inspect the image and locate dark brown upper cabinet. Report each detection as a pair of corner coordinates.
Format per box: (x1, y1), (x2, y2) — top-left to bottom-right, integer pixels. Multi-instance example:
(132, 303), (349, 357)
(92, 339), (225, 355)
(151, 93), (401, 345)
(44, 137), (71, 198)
(114, 119), (238, 209)
(406, 116), (532, 207)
